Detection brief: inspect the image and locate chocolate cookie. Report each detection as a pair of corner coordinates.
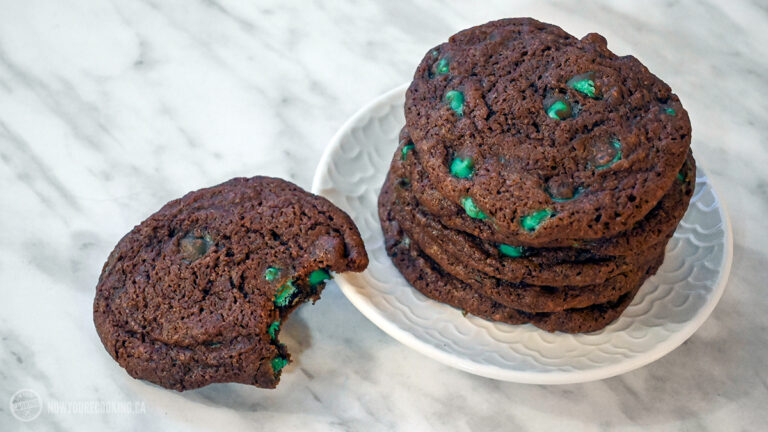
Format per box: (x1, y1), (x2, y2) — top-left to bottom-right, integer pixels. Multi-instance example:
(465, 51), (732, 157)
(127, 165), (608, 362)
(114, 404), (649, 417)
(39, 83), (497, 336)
(401, 127), (695, 253)
(392, 130), (694, 287)
(93, 177), (368, 391)
(379, 197), (659, 333)
(405, 18), (692, 245)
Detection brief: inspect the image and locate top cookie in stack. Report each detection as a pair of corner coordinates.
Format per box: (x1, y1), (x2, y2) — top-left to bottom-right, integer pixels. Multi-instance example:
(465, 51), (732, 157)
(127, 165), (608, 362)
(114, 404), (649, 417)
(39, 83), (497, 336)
(378, 18), (695, 333)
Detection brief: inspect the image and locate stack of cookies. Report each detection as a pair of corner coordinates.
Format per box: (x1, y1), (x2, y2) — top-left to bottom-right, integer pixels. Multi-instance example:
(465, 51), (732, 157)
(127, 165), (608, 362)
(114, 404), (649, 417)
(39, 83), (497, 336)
(378, 18), (695, 333)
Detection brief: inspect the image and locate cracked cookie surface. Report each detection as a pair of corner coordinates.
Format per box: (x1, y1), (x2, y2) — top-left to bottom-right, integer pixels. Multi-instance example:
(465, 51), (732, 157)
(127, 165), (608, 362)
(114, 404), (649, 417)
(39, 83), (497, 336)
(405, 18), (692, 245)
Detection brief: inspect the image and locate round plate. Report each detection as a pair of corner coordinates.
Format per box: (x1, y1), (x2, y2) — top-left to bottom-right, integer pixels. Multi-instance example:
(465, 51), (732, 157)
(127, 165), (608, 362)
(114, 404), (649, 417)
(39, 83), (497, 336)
(312, 84), (733, 384)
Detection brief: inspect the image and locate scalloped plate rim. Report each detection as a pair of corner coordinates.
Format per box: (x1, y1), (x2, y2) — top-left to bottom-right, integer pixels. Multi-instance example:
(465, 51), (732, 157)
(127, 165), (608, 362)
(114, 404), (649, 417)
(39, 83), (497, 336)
(312, 83), (733, 384)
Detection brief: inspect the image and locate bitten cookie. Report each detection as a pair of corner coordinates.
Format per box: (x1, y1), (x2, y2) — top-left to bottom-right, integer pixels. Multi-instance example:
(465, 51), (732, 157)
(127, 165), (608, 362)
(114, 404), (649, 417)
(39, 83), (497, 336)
(405, 18), (692, 245)
(93, 177), (368, 391)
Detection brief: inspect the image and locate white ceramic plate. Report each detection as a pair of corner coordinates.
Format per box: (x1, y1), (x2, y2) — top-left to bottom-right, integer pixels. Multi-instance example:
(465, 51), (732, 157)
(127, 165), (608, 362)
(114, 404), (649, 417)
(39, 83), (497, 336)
(312, 84), (733, 384)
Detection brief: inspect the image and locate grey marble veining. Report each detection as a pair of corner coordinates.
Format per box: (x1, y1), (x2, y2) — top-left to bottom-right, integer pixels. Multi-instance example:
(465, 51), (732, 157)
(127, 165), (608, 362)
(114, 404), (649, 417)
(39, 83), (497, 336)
(1, 0), (766, 430)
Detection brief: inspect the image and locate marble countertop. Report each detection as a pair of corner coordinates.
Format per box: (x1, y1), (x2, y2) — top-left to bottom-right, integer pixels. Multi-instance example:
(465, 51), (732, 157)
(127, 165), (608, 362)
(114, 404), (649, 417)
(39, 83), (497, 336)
(1, 1), (766, 430)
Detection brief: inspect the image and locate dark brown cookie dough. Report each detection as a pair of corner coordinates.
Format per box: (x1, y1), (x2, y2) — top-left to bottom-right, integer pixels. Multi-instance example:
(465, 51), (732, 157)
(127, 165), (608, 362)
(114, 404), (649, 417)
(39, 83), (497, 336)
(93, 176), (368, 391)
(378, 196), (659, 333)
(405, 18), (692, 245)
